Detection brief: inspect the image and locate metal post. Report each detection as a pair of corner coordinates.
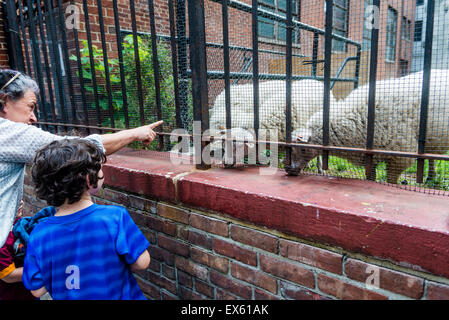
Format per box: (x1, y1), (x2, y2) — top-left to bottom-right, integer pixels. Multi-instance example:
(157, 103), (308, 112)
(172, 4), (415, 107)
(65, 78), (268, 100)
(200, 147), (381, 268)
(96, 0), (115, 128)
(56, 0), (76, 126)
(417, 0), (435, 184)
(222, 0), (231, 131)
(311, 32), (319, 77)
(176, 0), (190, 131)
(129, 0), (145, 126)
(70, 0), (90, 133)
(148, 0), (164, 149)
(284, 0), (293, 167)
(188, 0), (210, 169)
(168, 0), (181, 129)
(365, 0), (380, 181)
(252, 0), (259, 161)
(16, 0), (31, 75)
(81, 0), (102, 128)
(322, 0), (334, 170)
(45, 0), (68, 126)
(112, 0), (129, 128)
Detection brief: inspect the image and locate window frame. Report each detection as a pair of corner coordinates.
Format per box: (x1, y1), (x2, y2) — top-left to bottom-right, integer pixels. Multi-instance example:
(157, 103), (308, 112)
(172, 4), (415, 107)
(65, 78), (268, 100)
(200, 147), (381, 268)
(414, 20), (423, 42)
(385, 6), (398, 63)
(401, 16), (411, 41)
(257, 0), (301, 45)
(362, 0), (373, 51)
(331, 0), (349, 53)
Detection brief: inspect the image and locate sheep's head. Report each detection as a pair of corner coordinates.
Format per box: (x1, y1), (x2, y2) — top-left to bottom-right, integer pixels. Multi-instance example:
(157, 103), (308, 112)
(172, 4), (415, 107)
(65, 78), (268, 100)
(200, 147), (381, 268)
(284, 128), (319, 175)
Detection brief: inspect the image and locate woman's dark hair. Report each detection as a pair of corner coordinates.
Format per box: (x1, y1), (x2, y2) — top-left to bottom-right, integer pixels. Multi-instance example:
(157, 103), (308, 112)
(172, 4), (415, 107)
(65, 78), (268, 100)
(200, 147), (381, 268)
(0, 69), (39, 112)
(31, 139), (107, 207)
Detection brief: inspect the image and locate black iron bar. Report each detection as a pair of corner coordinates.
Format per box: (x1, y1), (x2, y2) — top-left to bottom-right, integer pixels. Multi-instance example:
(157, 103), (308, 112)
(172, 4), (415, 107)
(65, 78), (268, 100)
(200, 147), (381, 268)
(81, 0), (102, 130)
(34, 0), (53, 127)
(168, 0), (181, 129)
(417, 0), (435, 184)
(148, 0), (164, 150)
(176, 0), (190, 131)
(322, 0), (333, 170)
(284, 0), (293, 168)
(70, 0), (90, 134)
(24, 0), (51, 131)
(42, 9), (61, 129)
(56, 0), (77, 126)
(112, 0), (129, 129)
(252, 0), (259, 160)
(354, 45), (361, 90)
(222, 0), (233, 163)
(129, 0), (145, 126)
(44, 0), (68, 129)
(96, 0), (115, 128)
(222, 0), (231, 131)
(187, 0), (210, 169)
(365, 0), (380, 181)
(17, 0), (32, 74)
(311, 32), (319, 77)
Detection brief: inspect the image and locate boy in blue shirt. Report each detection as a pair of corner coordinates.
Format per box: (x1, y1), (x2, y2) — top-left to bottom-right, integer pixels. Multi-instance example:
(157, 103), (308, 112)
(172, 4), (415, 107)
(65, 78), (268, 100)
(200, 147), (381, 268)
(22, 139), (150, 300)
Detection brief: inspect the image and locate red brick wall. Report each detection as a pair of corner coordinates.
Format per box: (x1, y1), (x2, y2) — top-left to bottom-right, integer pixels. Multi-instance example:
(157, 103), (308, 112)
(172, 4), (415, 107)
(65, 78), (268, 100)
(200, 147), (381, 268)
(0, 3), (10, 68)
(22, 161), (449, 301)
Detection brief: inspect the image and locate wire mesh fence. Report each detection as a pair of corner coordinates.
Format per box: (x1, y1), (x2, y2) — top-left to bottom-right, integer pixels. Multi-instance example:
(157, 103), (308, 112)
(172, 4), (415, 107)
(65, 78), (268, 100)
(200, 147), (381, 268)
(3, 0), (449, 194)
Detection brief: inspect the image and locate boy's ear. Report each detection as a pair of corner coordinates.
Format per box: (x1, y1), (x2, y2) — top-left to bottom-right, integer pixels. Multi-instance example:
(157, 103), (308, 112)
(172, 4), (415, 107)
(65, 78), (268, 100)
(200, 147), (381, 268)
(86, 173), (93, 188)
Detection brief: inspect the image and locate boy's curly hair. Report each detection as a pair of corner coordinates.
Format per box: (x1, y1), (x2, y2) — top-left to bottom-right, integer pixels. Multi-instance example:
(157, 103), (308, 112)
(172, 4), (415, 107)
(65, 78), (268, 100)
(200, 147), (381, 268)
(31, 139), (107, 207)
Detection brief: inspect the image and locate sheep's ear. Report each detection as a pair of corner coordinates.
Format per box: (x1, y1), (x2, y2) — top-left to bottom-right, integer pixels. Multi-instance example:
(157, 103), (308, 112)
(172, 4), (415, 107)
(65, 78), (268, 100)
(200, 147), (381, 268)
(296, 135), (311, 143)
(292, 128), (312, 143)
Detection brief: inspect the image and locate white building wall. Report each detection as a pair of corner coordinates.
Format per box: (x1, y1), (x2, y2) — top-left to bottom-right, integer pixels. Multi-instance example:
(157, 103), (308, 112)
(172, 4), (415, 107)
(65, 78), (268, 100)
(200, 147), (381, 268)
(411, 0), (449, 72)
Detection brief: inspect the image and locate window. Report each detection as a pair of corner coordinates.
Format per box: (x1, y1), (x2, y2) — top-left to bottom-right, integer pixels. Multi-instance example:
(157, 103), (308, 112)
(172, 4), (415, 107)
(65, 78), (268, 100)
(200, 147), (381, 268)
(386, 7), (397, 62)
(362, 0), (373, 50)
(258, 0), (300, 44)
(399, 59), (409, 77)
(414, 20), (423, 42)
(417, 0), (424, 5)
(332, 0), (349, 52)
(401, 17), (411, 41)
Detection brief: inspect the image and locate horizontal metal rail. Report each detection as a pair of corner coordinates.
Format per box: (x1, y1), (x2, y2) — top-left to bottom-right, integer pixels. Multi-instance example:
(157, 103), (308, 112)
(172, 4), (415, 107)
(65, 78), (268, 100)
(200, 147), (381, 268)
(196, 70), (358, 83)
(120, 30), (308, 58)
(210, 0), (361, 48)
(38, 122), (449, 163)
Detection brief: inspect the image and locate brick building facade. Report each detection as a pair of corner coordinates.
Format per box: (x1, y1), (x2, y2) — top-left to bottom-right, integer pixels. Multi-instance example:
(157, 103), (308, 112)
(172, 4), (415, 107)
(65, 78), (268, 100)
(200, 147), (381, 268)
(1, 0), (418, 103)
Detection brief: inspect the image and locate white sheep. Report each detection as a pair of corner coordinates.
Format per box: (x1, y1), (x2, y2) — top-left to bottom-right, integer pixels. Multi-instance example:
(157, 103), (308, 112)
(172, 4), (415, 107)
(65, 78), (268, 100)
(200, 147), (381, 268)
(209, 79), (337, 161)
(288, 69), (449, 184)
(209, 80), (286, 131)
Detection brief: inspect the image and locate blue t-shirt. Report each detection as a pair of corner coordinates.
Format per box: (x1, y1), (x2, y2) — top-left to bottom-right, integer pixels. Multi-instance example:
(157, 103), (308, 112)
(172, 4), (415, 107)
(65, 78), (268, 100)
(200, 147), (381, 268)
(22, 204), (149, 300)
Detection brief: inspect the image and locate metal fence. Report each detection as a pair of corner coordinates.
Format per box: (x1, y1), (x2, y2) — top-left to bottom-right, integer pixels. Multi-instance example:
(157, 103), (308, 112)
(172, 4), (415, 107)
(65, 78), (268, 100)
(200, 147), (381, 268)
(3, 0), (449, 194)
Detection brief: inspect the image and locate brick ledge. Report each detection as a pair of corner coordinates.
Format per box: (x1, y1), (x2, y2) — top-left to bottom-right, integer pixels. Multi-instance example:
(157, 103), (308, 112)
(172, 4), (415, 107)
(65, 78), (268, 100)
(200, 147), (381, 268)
(103, 149), (449, 278)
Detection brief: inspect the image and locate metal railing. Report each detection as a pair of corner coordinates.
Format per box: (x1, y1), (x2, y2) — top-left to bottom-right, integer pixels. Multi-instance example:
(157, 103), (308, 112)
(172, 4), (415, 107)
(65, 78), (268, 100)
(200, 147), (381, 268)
(4, 0), (449, 193)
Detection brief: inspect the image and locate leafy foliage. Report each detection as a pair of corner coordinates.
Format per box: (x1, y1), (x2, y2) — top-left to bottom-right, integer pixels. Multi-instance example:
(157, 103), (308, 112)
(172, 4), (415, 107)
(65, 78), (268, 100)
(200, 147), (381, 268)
(70, 34), (177, 132)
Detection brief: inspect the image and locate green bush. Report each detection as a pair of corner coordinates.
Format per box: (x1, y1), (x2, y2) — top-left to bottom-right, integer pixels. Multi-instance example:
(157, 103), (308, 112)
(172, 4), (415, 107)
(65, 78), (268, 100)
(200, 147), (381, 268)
(69, 34), (177, 133)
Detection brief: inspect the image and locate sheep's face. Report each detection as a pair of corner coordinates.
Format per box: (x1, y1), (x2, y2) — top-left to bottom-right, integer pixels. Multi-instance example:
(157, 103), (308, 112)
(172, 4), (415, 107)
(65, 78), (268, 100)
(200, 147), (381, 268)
(285, 128), (319, 175)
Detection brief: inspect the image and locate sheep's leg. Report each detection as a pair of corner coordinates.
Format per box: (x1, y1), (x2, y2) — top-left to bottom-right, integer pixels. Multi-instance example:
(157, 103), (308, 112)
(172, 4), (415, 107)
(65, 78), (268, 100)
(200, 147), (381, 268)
(316, 155), (324, 174)
(426, 159), (436, 183)
(365, 161), (377, 181)
(385, 159), (406, 185)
